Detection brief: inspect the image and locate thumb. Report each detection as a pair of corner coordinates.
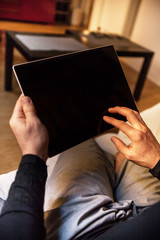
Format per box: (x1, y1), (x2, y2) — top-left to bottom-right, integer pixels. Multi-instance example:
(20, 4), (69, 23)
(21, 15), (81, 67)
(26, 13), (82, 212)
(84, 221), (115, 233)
(22, 96), (37, 118)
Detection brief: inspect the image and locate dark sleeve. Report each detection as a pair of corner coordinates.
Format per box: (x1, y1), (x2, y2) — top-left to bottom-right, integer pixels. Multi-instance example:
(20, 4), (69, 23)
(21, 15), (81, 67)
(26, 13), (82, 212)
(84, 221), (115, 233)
(149, 160), (160, 180)
(0, 154), (47, 240)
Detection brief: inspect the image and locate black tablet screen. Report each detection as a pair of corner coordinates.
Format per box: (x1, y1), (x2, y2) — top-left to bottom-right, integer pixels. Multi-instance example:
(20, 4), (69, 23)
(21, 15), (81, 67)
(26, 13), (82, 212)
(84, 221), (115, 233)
(13, 45), (138, 156)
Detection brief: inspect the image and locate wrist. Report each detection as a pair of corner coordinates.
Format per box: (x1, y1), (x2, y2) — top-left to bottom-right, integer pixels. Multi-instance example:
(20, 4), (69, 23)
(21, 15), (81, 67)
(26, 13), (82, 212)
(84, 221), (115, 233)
(149, 152), (160, 169)
(22, 150), (48, 162)
(149, 160), (160, 180)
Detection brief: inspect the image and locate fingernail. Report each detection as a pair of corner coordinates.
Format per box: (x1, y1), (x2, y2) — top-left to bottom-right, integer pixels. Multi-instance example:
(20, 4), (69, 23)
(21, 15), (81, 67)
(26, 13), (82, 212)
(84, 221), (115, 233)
(22, 96), (31, 104)
(103, 116), (109, 120)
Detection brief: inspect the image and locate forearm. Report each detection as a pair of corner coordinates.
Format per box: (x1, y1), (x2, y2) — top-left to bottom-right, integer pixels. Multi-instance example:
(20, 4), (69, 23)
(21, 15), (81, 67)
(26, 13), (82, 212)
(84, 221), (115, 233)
(0, 154), (47, 240)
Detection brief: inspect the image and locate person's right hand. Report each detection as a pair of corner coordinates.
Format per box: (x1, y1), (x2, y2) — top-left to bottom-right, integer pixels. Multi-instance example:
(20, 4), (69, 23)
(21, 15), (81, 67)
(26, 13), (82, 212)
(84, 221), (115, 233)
(103, 106), (160, 169)
(10, 95), (49, 162)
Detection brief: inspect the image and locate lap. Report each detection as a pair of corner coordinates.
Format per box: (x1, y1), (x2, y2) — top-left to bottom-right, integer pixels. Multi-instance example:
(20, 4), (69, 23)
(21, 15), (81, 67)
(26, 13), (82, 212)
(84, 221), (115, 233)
(45, 138), (115, 210)
(44, 139), (136, 240)
(44, 139), (160, 239)
(116, 159), (160, 207)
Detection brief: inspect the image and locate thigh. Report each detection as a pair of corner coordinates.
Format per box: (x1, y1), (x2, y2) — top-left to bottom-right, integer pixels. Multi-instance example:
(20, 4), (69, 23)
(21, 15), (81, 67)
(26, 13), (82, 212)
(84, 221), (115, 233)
(44, 140), (136, 240)
(116, 159), (160, 207)
(45, 138), (115, 210)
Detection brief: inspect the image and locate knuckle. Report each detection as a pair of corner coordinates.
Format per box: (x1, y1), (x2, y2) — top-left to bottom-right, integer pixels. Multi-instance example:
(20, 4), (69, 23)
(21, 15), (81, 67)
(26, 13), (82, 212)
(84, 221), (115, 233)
(125, 109), (137, 119)
(134, 131), (144, 141)
(9, 118), (14, 127)
(125, 151), (134, 160)
(130, 109), (139, 117)
(125, 153), (132, 160)
(141, 125), (148, 132)
(9, 118), (12, 126)
(133, 110), (139, 115)
(114, 106), (120, 110)
(118, 120), (125, 127)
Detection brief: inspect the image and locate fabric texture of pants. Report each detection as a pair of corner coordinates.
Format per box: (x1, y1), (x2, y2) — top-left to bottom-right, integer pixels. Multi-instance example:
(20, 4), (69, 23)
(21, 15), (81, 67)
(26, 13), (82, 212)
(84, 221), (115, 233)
(0, 198), (4, 215)
(44, 138), (160, 239)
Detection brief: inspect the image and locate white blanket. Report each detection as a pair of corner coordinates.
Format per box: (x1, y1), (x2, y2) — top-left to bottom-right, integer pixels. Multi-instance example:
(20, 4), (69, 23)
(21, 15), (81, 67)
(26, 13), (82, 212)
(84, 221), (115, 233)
(1, 103), (160, 211)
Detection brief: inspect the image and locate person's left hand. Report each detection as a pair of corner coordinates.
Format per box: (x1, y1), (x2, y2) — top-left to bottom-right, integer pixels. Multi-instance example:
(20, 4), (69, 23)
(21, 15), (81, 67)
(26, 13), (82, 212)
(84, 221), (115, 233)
(103, 106), (160, 169)
(10, 95), (49, 162)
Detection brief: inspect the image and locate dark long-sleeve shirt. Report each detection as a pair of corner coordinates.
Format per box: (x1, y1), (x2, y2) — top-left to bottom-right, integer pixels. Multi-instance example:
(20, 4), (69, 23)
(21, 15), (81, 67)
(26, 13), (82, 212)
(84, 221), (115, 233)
(0, 154), (160, 240)
(0, 155), (47, 240)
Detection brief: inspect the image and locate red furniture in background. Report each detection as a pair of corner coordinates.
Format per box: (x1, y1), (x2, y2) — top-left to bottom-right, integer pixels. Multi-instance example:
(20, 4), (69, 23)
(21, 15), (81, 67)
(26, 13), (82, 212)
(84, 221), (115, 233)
(0, 0), (56, 24)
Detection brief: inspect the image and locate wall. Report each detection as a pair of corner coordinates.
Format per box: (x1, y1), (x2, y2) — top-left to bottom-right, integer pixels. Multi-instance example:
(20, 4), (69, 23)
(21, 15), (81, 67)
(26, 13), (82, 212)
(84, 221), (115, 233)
(89, 0), (131, 34)
(89, 0), (160, 86)
(127, 0), (160, 86)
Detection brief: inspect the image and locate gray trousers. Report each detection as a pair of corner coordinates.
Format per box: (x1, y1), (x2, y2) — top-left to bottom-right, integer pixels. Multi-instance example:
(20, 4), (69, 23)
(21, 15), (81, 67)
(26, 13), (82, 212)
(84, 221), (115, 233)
(45, 139), (160, 240)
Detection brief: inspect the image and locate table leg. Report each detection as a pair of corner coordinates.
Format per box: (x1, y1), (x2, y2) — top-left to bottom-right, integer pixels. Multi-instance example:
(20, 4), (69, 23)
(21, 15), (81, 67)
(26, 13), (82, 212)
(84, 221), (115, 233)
(133, 54), (153, 101)
(5, 33), (14, 91)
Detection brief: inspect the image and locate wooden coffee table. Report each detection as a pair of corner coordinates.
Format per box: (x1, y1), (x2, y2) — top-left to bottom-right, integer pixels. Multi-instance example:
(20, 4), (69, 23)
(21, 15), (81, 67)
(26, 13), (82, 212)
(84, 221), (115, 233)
(5, 30), (154, 101)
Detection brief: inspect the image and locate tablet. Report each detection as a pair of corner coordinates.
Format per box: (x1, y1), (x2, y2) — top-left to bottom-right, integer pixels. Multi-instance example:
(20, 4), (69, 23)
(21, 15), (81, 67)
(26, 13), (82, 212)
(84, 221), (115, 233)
(13, 45), (138, 157)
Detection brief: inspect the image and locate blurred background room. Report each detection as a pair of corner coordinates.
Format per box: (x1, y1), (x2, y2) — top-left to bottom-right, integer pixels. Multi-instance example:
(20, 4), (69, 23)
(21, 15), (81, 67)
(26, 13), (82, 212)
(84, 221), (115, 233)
(0, 0), (160, 174)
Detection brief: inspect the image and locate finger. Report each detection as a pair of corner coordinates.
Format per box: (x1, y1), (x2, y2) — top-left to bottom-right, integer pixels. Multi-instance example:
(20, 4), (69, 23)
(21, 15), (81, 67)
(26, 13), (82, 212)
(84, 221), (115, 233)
(108, 106), (145, 129)
(103, 115), (134, 138)
(108, 106), (143, 124)
(111, 136), (129, 156)
(22, 96), (37, 119)
(11, 94), (24, 120)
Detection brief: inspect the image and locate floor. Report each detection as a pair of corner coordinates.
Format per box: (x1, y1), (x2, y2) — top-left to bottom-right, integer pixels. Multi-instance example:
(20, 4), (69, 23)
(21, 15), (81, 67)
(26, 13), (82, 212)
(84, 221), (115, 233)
(0, 21), (160, 175)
